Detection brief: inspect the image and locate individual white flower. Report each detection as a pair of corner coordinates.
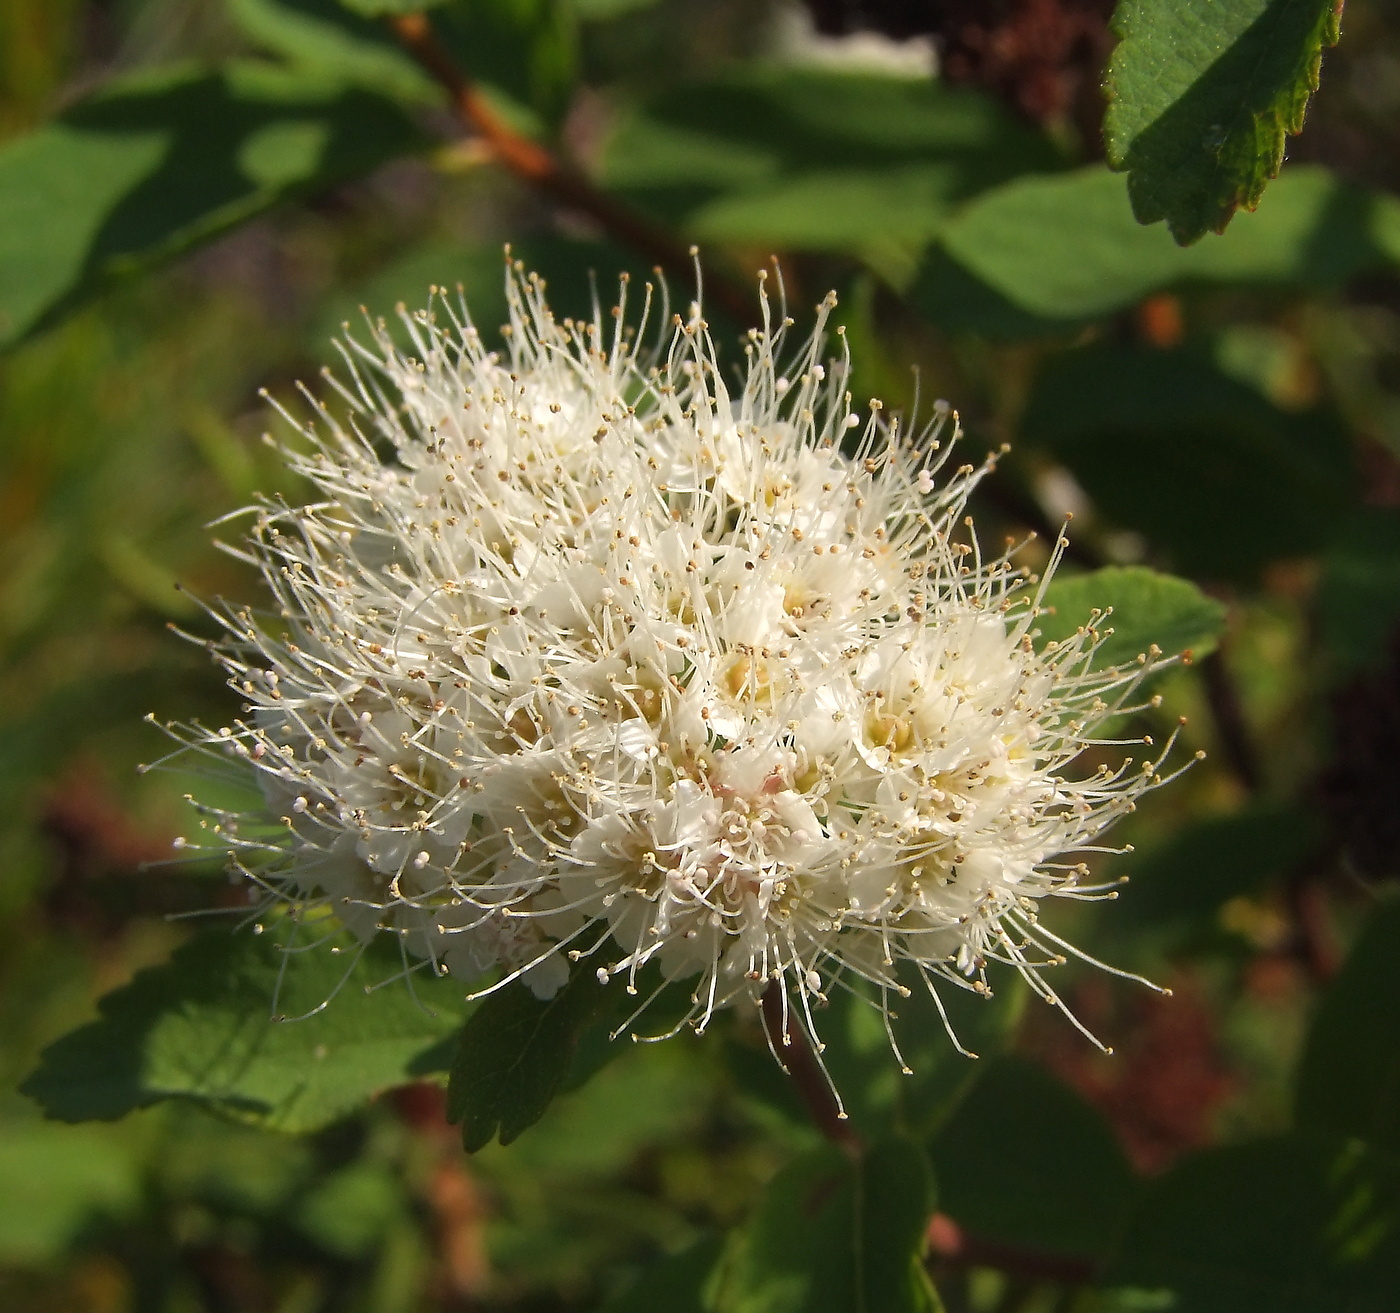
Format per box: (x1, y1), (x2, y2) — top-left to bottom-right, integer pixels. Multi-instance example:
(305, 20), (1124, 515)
(160, 259), (1189, 1073)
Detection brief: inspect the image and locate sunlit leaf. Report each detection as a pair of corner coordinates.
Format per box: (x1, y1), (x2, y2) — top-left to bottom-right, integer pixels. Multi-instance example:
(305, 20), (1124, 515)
(1038, 567), (1226, 667)
(1105, 0), (1344, 243)
(0, 61), (425, 348)
(228, 0), (438, 101)
(921, 165), (1397, 333)
(599, 65), (1061, 251)
(22, 924), (469, 1133)
(0, 1122), (141, 1263)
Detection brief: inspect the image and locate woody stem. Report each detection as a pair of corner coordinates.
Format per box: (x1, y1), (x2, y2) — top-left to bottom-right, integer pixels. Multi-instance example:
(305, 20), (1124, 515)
(388, 13), (757, 327)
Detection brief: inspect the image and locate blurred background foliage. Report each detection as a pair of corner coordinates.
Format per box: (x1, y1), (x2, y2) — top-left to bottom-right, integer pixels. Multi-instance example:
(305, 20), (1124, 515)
(2, 1), (1400, 1311)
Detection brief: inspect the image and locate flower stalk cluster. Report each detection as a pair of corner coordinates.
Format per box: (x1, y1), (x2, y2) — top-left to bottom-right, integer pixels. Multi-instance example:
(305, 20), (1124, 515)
(162, 263), (1184, 1074)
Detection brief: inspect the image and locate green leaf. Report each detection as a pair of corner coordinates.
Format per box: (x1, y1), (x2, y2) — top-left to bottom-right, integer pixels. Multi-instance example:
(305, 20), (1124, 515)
(336, 0), (449, 14)
(598, 1235), (724, 1313)
(308, 232), (637, 353)
(21, 924), (469, 1133)
(0, 61), (426, 348)
(0, 1122), (141, 1263)
(156, 1111), (315, 1214)
(448, 966), (627, 1151)
(921, 164), (1396, 333)
(932, 1057), (1139, 1261)
(486, 1038), (711, 1180)
(435, 0), (579, 126)
(1119, 802), (1323, 925)
(599, 65), (1061, 252)
(1318, 509), (1400, 676)
(571, 0), (661, 17)
(725, 968), (1025, 1142)
(712, 1136), (940, 1313)
(228, 0), (438, 101)
(1038, 566), (1226, 668)
(1103, 1134), (1400, 1311)
(1021, 341), (1354, 580)
(311, 240), (512, 353)
(293, 1161), (409, 1258)
(1105, 0), (1344, 244)
(1296, 897), (1400, 1154)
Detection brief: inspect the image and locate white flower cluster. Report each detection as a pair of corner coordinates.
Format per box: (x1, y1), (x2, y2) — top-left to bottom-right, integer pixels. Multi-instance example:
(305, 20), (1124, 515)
(168, 264), (1184, 1060)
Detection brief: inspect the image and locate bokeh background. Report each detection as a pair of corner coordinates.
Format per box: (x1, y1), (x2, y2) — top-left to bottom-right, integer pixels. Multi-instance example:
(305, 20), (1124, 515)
(3, 2), (1400, 1311)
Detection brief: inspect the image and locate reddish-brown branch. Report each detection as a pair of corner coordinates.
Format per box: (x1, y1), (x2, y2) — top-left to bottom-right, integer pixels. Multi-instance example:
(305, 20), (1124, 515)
(390, 1084), (490, 1307)
(760, 981), (863, 1155)
(1284, 874), (1340, 983)
(388, 14), (756, 328)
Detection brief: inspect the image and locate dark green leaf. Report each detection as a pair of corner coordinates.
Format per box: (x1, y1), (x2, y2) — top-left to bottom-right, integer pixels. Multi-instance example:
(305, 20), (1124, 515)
(904, 246), (1079, 340)
(598, 1235), (724, 1313)
(925, 164), (1396, 333)
(1120, 802), (1323, 925)
(1318, 509), (1400, 676)
(1038, 566), (1226, 667)
(308, 233), (637, 353)
(228, 0), (438, 101)
(448, 966), (624, 1151)
(0, 61), (426, 348)
(337, 0), (449, 14)
(712, 1136), (940, 1313)
(1296, 897), (1400, 1154)
(932, 1056), (1139, 1261)
(572, 0), (661, 17)
(21, 924), (469, 1132)
(599, 66), (1061, 252)
(1103, 1134), (1400, 1311)
(1021, 341), (1354, 580)
(311, 241), (512, 354)
(436, 0), (579, 126)
(1105, 0), (1344, 243)
(726, 969), (1025, 1142)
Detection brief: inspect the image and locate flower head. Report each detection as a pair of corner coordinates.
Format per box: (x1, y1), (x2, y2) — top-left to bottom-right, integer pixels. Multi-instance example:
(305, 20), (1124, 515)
(167, 261), (1184, 1070)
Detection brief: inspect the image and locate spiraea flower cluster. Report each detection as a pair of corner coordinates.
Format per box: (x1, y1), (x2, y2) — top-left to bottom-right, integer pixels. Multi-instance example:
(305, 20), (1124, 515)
(166, 263), (1184, 1063)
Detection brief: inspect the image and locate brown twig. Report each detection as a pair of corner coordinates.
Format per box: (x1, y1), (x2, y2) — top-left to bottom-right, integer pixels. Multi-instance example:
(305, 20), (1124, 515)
(759, 980), (863, 1155)
(387, 13), (757, 328)
(1283, 873), (1340, 983)
(390, 1084), (489, 1307)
